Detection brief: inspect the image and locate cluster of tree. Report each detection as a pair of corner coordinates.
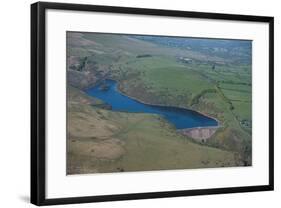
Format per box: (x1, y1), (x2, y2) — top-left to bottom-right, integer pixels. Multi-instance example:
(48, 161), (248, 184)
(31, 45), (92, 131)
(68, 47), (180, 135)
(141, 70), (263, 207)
(76, 57), (88, 71)
(136, 54), (152, 58)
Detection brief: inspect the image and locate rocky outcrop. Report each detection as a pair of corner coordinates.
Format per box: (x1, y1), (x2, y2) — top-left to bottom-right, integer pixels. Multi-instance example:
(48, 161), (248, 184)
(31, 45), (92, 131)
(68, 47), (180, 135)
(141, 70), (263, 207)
(67, 70), (98, 89)
(178, 126), (219, 142)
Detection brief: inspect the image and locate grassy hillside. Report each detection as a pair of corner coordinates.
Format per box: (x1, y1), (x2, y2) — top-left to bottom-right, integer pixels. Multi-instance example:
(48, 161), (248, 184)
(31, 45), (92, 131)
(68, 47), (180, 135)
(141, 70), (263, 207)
(67, 89), (239, 174)
(67, 32), (252, 173)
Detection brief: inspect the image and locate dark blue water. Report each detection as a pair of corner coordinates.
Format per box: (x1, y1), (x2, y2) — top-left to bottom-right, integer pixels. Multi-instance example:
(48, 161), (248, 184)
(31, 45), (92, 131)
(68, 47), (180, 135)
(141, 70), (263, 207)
(85, 79), (218, 129)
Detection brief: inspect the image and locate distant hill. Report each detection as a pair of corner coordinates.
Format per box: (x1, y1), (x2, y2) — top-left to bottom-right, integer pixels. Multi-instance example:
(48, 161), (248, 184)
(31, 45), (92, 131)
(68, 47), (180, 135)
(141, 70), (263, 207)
(132, 35), (252, 64)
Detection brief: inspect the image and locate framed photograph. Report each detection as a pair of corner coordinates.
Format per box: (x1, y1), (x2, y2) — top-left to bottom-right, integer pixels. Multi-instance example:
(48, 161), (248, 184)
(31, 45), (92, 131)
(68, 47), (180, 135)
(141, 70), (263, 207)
(31, 1), (274, 206)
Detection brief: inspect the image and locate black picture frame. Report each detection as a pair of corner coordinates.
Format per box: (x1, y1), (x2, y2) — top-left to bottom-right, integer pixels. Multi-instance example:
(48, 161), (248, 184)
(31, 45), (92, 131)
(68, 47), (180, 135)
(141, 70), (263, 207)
(31, 1), (274, 206)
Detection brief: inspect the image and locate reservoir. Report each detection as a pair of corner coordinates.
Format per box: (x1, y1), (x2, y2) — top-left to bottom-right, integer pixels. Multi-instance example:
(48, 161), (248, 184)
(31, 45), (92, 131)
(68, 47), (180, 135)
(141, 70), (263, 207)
(85, 79), (218, 129)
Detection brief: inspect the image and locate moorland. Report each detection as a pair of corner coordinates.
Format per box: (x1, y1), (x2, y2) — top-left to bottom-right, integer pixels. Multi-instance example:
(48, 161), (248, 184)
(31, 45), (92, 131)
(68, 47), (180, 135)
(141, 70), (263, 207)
(67, 32), (252, 174)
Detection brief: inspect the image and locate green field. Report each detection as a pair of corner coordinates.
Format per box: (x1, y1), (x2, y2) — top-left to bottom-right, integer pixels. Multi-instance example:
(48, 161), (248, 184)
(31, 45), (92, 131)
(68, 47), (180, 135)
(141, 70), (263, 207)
(66, 32), (252, 174)
(67, 92), (240, 174)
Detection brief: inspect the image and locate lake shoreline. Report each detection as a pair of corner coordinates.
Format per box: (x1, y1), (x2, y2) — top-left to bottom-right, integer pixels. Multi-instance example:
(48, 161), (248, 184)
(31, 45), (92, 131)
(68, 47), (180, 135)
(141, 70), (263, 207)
(85, 78), (220, 129)
(114, 80), (221, 127)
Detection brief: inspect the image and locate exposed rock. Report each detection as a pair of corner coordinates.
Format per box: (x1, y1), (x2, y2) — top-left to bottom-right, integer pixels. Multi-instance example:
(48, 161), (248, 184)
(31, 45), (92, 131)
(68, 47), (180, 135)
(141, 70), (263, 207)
(178, 127), (219, 142)
(67, 69), (98, 89)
